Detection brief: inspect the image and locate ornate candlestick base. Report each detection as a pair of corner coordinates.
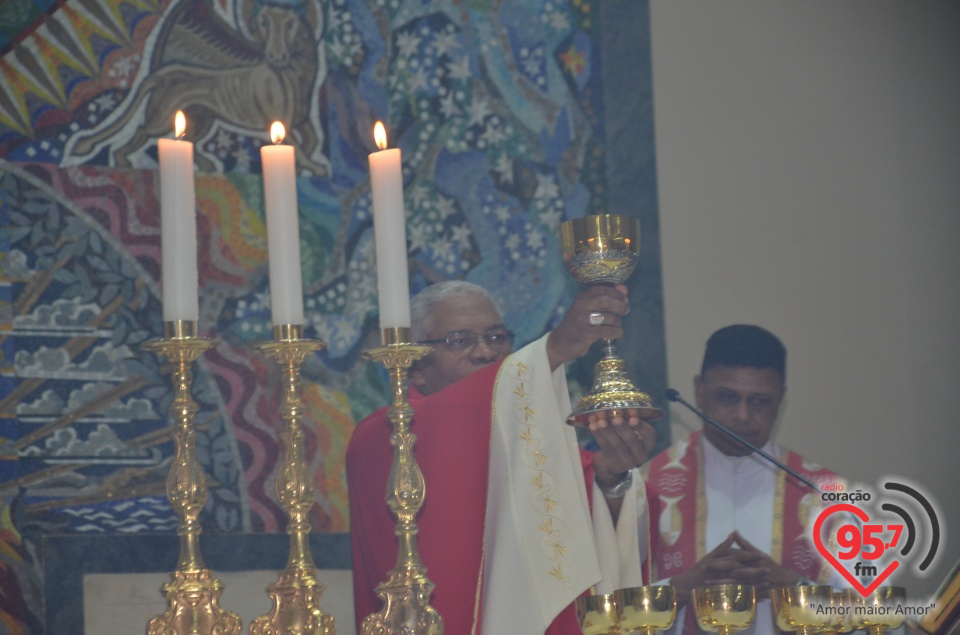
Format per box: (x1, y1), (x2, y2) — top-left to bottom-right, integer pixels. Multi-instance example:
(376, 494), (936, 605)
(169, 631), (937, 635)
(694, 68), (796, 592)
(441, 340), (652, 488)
(250, 324), (336, 635)
(143, 320), (241, 635)
(360, 327), (442, 635)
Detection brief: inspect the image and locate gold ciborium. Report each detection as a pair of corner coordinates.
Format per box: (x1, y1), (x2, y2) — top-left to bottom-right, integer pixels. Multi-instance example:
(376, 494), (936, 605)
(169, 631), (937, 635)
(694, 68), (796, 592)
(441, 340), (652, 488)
(770, 585), (835, 635)
(692, 584), (757, 635)
(576, 593), (621, 635)
(616, 585), (677, 635)
(858, 586), (906, 635)
(559, 214), (662, 426)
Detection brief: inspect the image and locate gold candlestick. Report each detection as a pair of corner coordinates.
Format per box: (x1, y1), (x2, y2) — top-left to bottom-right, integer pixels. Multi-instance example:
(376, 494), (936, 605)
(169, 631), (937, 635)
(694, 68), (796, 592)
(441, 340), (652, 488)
(250, 324), (336, 635)
(360, 326), (443, 635)
(143, 320), (242, 635)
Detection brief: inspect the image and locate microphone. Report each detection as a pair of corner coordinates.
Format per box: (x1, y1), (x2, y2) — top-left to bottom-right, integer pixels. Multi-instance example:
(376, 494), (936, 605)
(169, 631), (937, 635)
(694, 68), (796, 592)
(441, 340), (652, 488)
(665, 388), (819, 491)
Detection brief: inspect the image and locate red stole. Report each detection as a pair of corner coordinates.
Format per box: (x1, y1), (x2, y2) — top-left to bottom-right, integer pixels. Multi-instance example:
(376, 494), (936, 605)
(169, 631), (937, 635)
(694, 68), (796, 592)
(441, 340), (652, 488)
(644, 432), (837, 633)
(347, 362), (594, 634)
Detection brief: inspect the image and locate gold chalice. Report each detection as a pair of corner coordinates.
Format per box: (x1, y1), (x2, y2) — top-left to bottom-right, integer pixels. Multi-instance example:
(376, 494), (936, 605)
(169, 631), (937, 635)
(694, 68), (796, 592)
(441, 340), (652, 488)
(616, 585), (677, 635)
(576, 592), (621, 635)
(559, 214), (662, 426)
(770, 585), (835, 635)
(692, 584), (757, 635)
(830, 589), (865, 634)
(858, 586), (906, 635)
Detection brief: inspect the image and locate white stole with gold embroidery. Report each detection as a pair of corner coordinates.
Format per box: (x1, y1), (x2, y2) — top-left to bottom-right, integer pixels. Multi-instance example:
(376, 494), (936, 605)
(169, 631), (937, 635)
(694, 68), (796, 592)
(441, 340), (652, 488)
(481, 335), (646, 634)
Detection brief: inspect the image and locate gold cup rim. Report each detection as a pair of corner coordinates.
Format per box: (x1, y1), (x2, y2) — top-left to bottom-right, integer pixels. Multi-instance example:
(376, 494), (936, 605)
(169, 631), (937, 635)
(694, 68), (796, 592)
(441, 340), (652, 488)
(692, 583), (757, 614)
(559, 214), (641, 254)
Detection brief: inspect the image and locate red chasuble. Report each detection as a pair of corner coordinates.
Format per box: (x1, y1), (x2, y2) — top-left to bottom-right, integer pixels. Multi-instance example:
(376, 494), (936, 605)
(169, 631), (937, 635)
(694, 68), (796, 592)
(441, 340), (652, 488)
(347, 361), (594, 634)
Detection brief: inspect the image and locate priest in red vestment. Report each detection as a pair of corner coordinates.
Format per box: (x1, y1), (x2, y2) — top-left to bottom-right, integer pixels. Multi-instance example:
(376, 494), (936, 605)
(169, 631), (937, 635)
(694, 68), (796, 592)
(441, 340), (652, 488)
(348, 281), (656, 635)
(644, 324), (850, 635)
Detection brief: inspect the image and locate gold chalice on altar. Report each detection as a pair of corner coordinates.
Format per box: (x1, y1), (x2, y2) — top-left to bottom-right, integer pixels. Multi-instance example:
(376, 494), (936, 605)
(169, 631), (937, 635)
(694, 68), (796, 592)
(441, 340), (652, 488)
(559, 214), (662, 426)
(692, 584), (757, 635)
(858, 586), (906, 635)
(770, 585), (836, 635)
(576, 592), (622, 635)
(826, 589), (865, 634)
(616, 585), (677, 635)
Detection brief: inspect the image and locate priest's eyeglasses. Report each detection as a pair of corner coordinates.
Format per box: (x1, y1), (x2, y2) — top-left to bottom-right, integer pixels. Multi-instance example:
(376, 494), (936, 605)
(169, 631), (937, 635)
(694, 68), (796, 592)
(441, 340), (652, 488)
(418, 328), (516, 354)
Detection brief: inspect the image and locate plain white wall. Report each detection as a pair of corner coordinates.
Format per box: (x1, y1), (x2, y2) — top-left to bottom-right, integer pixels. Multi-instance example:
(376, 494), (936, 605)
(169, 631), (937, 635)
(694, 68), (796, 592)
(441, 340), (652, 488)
(649, 1), (960, 598)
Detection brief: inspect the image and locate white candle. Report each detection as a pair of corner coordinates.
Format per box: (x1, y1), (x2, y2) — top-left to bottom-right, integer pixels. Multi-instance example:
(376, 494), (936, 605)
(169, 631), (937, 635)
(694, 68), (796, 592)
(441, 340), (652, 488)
(261, 121), (305, 326)
(368, 121), (411, 329)
(157, 110), (199, 322)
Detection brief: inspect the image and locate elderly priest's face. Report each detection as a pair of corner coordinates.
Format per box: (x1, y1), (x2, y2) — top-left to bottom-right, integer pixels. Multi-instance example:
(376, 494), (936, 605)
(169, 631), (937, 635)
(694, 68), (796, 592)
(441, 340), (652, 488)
(410, 293), (513, 396)
(694, 364), (786, 457)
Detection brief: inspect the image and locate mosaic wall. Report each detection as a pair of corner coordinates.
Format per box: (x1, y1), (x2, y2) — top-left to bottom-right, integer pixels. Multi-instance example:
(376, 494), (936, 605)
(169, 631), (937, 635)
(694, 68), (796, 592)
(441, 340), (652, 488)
(0, 0), (660, 628)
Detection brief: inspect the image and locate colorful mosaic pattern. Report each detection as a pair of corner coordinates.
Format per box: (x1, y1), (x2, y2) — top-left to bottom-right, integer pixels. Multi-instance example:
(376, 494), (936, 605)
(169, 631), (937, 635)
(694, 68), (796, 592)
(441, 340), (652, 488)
(0, 0), (661, 629)
(0, 0), (659, 624)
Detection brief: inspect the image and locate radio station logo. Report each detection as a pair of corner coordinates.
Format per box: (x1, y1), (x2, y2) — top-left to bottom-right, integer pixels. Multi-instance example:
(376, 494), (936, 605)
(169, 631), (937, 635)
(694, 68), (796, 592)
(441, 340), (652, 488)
(814, 477), (941, 598)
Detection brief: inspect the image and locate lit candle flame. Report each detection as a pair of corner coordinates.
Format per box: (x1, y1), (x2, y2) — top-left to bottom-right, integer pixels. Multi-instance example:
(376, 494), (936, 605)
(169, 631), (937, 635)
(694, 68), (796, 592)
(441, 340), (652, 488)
(174, 110), (186, 139)
(373, 121), (388, 150)
(270, 121), (286, 145)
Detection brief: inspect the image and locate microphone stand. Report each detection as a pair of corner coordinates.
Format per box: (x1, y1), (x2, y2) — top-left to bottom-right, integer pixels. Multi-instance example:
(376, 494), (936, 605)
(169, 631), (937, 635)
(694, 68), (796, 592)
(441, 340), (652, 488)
(665, 388), (819, 491)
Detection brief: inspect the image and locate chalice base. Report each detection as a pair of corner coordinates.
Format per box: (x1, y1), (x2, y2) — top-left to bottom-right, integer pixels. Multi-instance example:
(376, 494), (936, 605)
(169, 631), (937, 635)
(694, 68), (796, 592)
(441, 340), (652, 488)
(567, 347), (663, 427)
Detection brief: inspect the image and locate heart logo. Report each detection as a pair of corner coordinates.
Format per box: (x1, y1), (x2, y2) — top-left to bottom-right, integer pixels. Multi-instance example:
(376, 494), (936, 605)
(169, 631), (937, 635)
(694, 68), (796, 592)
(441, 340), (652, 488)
(813, 503), (900, 596)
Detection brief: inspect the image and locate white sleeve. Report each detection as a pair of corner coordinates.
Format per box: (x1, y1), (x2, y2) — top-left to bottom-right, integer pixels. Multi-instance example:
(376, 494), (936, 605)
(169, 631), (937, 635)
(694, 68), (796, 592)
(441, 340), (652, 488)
(590, 467), (649, 593)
